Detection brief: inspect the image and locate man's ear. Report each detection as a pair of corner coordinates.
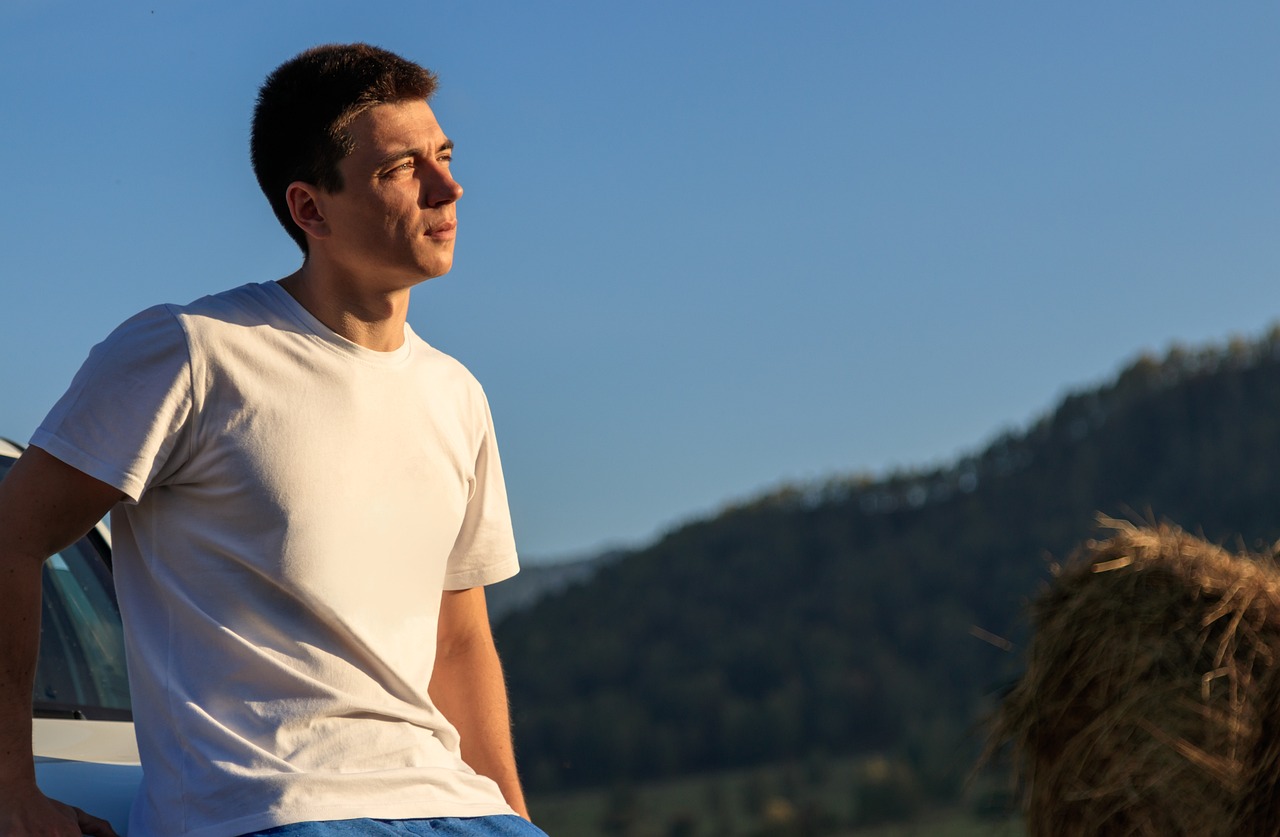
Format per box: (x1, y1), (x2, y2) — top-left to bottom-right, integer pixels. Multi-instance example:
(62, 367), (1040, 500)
(285, 182), (330, 241)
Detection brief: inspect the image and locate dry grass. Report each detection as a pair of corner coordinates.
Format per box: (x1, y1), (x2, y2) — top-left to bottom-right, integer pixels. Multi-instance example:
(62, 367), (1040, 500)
(990, 517), (1280, 836)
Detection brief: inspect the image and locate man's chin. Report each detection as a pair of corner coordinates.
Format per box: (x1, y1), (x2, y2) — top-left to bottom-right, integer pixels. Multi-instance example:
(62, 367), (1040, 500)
(416, 247), (456, 281)
(408, 261), (454, 284)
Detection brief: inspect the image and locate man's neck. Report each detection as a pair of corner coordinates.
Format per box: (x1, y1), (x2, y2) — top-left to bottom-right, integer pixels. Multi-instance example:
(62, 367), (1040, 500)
(278, 263), (412, 353)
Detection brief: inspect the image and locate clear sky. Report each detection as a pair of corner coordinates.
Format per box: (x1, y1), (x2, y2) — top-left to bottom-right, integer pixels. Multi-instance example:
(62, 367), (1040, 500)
(2, 2), (1277, 562)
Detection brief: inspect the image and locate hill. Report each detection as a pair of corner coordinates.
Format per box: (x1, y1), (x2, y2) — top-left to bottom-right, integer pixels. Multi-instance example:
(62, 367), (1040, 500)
(487, 552), (621, 622)
(493, 327), (1280, 796)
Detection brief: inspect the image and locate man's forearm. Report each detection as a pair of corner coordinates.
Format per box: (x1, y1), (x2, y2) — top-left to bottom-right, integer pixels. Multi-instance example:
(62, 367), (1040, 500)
(431, 587), (529, 819)
(434, 641), (528, 817)
(0, 559), (117, 837)
(0, 448), (124, 808)
(0, 555), (42, 789)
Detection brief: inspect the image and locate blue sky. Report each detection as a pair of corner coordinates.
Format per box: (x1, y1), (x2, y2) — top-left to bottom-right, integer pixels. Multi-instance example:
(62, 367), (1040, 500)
(2, 2), (1277, 561)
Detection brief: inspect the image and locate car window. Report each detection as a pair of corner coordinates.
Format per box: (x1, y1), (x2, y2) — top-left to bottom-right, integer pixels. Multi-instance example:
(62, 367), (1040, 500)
(36, 535), (131, 719)
(0, 456), (131, 720)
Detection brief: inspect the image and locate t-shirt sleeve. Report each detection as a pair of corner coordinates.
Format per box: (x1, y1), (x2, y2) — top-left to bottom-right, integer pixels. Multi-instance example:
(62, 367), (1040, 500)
(442, 390), (519, 591)
(30, 305), (193, 503)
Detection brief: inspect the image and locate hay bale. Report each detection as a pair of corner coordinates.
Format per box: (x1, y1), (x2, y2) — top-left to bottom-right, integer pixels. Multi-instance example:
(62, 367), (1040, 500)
(991, 517), (1280, 836)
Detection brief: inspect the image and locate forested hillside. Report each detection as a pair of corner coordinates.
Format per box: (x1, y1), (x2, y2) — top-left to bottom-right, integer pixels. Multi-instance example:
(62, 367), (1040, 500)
(494, 328), (1280, 796)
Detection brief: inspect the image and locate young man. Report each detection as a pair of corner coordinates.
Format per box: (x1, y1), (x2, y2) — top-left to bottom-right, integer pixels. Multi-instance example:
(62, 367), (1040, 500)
(0, 44), (544, 837)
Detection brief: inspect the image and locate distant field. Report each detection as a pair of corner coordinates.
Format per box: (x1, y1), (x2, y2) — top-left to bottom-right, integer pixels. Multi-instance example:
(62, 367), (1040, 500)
(526, 755), (1024, 836)
(850, 816), (1024, 837)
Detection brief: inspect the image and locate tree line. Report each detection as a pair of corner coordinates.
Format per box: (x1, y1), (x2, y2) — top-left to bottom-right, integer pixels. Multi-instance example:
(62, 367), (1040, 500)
(495, 326), (1280, 798)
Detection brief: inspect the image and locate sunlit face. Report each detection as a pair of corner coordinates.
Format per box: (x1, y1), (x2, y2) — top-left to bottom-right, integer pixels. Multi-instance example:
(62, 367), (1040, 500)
(314, 99), (463, 288)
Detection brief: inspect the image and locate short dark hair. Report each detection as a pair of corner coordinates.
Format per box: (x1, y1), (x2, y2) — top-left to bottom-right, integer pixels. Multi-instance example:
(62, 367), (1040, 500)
(251, 43), (438, 253)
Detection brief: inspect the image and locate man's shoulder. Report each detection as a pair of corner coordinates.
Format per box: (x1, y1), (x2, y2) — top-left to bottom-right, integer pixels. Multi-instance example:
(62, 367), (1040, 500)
(154, 282), (305, 349)
(406, 329), (489, 392)
(167, 281), (277, 320)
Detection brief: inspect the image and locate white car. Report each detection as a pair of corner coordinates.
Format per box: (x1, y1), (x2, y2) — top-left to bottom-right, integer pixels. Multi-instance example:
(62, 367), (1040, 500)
(2, 439), (142, 833)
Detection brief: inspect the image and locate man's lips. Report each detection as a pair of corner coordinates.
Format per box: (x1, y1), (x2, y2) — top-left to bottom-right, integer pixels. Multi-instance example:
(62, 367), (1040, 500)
(426, 221), (457, 240)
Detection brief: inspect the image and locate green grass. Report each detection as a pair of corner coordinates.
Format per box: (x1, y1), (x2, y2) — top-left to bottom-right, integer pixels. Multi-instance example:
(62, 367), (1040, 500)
(847, 815), (1023, 837)
(526, 755), (1024, 837)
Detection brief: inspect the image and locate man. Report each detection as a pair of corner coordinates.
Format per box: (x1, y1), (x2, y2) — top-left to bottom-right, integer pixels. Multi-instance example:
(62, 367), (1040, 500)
(0, 44), (545, 837)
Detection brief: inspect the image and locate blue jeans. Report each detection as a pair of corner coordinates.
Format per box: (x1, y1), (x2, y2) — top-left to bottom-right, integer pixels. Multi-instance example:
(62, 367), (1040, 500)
(240, 816), (548, 837)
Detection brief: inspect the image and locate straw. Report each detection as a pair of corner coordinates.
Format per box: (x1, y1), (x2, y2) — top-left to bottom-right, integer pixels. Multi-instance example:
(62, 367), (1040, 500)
(990, 518), (1280, 836)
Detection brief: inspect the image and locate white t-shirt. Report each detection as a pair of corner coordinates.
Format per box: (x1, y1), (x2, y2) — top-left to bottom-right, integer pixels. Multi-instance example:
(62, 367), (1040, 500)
(32, 282), (520, 837)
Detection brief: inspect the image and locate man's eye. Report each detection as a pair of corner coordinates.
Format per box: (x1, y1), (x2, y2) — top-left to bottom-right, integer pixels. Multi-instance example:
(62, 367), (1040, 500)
(380, 162), (413, 178)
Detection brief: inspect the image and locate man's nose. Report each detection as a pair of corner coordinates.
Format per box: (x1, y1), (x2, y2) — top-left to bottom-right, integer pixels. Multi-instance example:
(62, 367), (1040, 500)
(423, 167), (463, 207)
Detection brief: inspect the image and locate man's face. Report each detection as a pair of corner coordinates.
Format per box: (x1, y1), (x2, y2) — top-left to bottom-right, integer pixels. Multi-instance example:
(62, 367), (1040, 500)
(315, 99), (463, 288)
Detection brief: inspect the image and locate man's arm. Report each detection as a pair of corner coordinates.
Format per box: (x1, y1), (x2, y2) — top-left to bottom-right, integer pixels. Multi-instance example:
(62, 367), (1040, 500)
(429, 585), (530, 820)
(0, 447), (124, 837)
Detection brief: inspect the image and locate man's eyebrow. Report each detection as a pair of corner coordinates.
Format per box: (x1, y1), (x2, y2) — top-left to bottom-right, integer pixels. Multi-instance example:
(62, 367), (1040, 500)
(373, 139), (454, 170)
